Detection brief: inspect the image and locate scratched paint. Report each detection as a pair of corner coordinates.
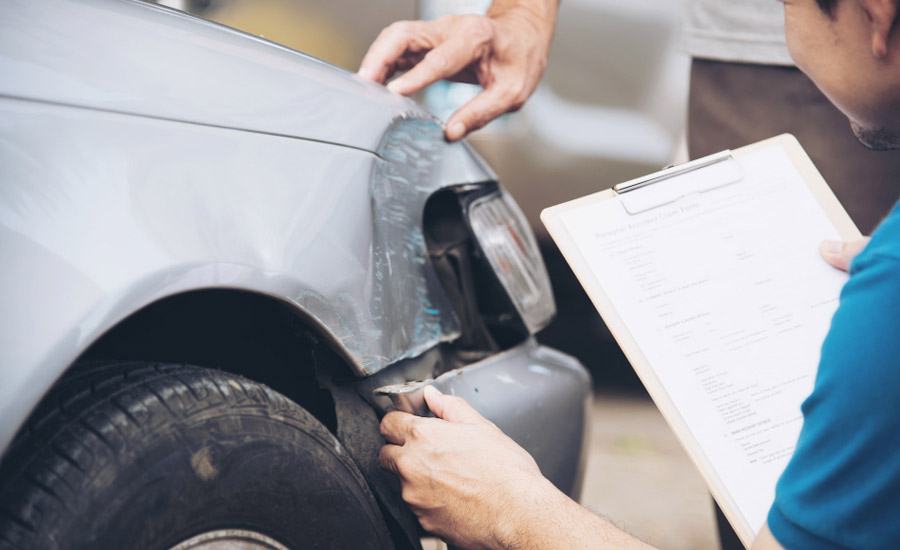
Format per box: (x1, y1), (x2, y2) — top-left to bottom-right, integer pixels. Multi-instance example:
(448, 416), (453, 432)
(368, 117), (463, 368)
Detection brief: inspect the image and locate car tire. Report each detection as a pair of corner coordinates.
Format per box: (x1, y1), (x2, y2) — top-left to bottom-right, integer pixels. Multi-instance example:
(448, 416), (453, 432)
(0, 361), (393, 550)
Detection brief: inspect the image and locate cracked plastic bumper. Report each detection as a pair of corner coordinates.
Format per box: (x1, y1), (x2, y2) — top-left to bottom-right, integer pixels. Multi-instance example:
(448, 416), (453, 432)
(376, 338), (591, 499)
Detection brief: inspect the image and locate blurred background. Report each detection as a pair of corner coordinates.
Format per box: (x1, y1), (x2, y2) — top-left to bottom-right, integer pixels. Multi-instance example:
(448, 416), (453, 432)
(155, 1), (715, 547)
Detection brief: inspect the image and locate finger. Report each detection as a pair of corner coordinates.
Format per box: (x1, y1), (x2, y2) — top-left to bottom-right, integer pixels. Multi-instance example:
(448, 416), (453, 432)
(444, 83), (525, 141)
(378, 443), (404, 476)
(386, 33), (482, 96)
(820, 237), (871, 272)
(380, 411), (416, 445)
(393, 51), (428, 73)
(358, 20), (429, 84)
(423, 385), (487, 424)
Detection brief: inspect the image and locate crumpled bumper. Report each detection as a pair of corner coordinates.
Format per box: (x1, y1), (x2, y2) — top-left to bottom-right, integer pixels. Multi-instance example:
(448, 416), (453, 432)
(377, 338), (591, 499)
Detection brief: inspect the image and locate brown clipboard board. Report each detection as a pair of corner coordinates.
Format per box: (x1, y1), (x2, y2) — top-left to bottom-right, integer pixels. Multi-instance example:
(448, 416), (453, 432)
(540, 134), (862, 547)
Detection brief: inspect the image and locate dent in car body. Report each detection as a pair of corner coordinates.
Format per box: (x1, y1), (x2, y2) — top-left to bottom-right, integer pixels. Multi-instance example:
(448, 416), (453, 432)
(289, 115), (499, 373)
(366, 116), (500, 368)
(0, 0), (497, 454)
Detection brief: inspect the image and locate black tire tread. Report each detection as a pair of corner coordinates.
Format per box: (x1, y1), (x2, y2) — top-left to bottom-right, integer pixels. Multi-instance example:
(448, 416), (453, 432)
(0, 362), (381, 550)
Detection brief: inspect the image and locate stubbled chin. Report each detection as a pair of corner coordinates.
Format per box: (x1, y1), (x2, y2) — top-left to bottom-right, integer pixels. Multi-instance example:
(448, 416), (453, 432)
(850, 120), (900, 150)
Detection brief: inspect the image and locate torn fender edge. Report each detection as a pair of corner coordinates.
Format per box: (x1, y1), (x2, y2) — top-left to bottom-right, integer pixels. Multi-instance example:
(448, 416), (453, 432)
(325, 381), (423, 550)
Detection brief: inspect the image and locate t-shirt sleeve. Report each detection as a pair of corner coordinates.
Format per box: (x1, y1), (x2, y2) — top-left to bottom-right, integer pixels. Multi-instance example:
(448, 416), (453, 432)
(767, 245), (900, 549)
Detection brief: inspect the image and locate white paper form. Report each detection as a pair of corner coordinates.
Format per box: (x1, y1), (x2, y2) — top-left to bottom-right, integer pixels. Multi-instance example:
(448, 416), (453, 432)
(562, 145), (849, 533)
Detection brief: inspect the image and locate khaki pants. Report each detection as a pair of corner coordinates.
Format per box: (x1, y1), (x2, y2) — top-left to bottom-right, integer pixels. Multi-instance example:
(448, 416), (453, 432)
(689, 58), (900, 235)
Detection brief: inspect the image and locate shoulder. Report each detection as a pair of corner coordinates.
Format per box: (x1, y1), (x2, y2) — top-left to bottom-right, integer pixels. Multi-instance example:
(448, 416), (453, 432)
(852, 201), (900, 267)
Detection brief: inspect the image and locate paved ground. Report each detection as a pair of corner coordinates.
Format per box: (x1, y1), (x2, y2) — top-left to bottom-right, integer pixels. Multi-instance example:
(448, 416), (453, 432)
(424, 392), (720, 550)
(581, 393), (719, 549)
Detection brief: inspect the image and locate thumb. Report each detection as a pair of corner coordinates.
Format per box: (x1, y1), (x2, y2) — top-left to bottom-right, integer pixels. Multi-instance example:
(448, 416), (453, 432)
(423, 385), (487, 424)
(820, 237), (871, 272)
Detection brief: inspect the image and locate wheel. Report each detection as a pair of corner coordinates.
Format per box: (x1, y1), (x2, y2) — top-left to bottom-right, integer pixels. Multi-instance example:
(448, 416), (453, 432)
(0, 362), (393, 550)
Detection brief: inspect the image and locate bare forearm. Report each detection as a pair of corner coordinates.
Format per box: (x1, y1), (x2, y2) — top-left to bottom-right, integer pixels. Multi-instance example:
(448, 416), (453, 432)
(487, 0), (560, 44)
(495, 478), (659, 550)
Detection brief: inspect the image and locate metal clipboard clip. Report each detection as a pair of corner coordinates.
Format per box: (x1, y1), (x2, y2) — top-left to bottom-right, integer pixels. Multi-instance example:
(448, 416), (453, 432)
(613, 150), (743, 215)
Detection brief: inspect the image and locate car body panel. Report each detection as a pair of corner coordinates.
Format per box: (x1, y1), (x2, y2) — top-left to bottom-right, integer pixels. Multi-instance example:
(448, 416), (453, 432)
(1, 0), (418, 154)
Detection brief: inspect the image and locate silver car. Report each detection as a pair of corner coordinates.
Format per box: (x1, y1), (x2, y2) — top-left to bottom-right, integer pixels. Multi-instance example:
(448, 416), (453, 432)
(0, 1), (589, 549)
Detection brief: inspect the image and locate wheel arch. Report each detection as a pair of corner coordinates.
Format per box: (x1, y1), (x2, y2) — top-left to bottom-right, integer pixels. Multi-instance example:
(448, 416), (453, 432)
(76, 288), (356, 435)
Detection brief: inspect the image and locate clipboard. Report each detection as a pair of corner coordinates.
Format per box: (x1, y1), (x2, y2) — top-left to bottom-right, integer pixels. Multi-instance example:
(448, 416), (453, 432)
(541, 134), (861, 547)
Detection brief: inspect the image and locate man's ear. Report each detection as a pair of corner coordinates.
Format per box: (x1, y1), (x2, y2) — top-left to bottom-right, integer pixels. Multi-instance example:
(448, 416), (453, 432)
(858, 0), (900, 58)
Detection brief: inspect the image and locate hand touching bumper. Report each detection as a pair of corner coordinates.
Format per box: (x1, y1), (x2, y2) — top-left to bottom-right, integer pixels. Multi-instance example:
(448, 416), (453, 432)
(378, 386), (555, 549)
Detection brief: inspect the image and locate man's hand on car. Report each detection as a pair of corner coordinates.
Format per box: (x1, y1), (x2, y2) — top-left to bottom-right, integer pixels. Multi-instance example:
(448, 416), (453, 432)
(379, 386), (659, 550)
(378, 386), (558, 549)
(820, 238), (870, 272)
(357, 0), (558, 141)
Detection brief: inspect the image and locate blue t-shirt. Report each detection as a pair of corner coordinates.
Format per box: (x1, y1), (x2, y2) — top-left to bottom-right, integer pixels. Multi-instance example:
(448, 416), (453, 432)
(768, 202), (900, 549)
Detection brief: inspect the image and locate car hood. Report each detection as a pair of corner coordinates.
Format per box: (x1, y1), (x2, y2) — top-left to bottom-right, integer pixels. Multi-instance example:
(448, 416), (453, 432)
(0, 0), (430, 154)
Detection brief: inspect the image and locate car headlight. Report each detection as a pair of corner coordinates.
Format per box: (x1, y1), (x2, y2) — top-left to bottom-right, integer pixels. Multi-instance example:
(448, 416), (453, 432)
(468, 190), (556, 333)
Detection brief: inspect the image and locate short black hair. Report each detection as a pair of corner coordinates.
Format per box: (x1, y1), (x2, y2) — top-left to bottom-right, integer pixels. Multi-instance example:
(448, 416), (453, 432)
(815, 0), (837, 15)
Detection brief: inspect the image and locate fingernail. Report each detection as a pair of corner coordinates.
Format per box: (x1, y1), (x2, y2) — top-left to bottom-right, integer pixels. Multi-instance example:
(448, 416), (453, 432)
(423, 385), (441, 399)
(357, 67), (370, 79)
(821, 240), (843, 254)
(386, 80), (402, 94)
(447, 122), (465, 140)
